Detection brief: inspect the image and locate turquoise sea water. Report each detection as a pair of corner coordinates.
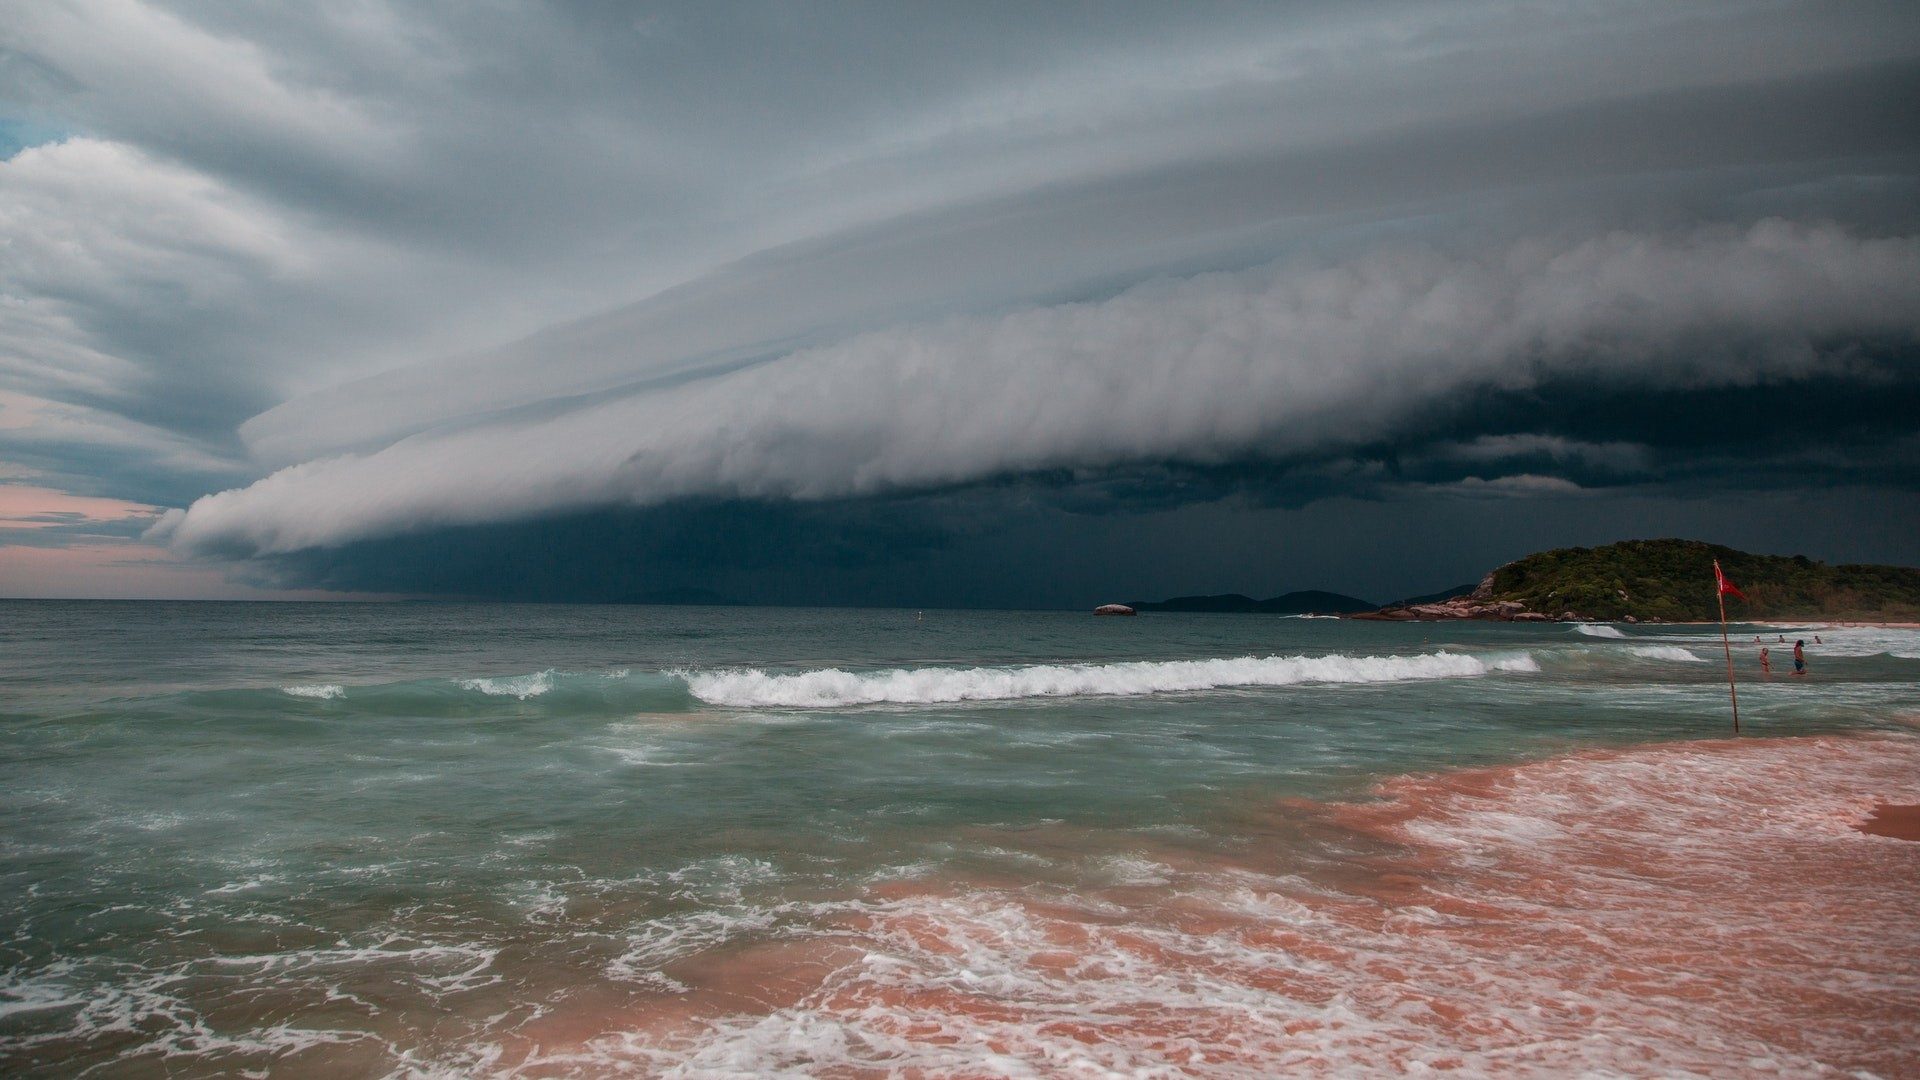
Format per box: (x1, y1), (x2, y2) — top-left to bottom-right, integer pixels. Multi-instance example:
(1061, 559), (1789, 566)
(3, 601), (1917, 1076)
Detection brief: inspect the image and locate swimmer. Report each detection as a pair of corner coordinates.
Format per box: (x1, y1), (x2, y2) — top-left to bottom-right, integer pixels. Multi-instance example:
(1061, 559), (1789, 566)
(1760, 647), (1771, 675)
(1793, 639), (1807, 676)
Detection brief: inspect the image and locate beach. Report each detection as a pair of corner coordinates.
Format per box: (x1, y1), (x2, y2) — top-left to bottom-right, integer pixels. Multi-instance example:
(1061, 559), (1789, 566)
(1859, 803), (1920, 841)
(3, 602), (1917, 1076)
(489, 735), (1920, 1077)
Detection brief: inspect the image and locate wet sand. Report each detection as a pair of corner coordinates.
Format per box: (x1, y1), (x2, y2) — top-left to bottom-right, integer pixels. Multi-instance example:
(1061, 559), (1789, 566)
(501, 734), (1920, 1076)
(1858, 803), (1920, 841)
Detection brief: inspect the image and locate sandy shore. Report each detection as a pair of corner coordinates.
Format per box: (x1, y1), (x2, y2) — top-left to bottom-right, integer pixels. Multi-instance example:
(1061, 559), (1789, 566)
(1858, 803), (1920, 841)
(490, 734), (1920, 1077)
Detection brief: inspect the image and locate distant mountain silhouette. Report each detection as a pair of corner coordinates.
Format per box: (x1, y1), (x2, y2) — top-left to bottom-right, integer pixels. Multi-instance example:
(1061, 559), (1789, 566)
(1386, 584), (1477, 607)
(1126, 590), (1376, 614)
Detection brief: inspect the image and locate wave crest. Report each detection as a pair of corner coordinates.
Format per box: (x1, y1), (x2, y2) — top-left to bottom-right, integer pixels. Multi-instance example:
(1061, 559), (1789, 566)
(680, 652), (1538, 708)
(457, 671), (555, 699)
(1574, 624), (1628, 638)
(282, 684), (344, 700)
(1627, 645), (1706, 662)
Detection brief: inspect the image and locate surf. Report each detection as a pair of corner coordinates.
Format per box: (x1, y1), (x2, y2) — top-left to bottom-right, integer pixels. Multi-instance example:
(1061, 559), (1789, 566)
(678, 651), (1540, 708)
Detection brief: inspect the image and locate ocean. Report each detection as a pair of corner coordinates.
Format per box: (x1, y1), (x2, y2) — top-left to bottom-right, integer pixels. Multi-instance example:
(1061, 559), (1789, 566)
(2, 601), (1916, 1076)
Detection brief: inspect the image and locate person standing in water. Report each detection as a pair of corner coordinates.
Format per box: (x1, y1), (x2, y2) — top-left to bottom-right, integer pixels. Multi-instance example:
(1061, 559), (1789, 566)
(1760, 647), (1772, 675)
(1793, 639), (1807, 676)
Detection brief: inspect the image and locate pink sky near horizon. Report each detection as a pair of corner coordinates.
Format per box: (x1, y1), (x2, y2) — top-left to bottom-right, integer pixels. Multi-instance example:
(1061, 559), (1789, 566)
(0, 483), (373, 600)
(0, 483), (165, 529)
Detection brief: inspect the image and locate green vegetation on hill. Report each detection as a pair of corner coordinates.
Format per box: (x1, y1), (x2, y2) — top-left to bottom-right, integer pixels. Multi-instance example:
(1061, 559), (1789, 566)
(1487, 539), (1920, 622)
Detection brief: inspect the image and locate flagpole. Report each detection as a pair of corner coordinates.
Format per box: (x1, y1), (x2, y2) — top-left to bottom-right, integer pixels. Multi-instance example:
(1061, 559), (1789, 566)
(1717, 587), (1740, 735)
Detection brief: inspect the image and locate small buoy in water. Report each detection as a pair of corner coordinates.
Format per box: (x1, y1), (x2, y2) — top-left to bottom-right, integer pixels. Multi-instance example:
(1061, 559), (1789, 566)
(1093, 604), (1137, 616)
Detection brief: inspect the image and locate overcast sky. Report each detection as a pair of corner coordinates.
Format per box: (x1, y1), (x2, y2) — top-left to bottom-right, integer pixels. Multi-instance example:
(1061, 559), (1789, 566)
(2, 1), (1918, 604)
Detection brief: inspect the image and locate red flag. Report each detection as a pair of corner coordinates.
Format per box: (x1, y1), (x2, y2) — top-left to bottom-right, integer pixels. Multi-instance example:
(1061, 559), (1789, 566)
(1714, 560), (1747, 602)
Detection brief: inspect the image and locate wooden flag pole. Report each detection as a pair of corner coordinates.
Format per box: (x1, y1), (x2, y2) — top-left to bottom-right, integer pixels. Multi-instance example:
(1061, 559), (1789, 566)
(1717, 587), (1740, 735)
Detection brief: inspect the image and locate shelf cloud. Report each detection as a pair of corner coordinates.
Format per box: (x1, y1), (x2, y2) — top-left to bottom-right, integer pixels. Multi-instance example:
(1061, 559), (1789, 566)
(159, 221), (1920, 556)
(3, 1), (1919, 599)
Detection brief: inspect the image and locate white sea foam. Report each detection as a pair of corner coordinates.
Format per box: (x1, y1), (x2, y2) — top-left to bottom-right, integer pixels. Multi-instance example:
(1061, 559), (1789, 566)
(0, 976), (86, 1022)
(457, 670), (555, 699)
(1787, 627), (1920, 660)
(1679, 625), (1920, 660)
(282, 683), (344, 699)
(680, 651), (1538, 708)
(600, 744), (690, 767)
(205, 875), (280, 895)
(1626, 645), (1706, 662)
(1573, 623), (1628, 638)
(203, 941), (500, 996)
(562, 737), (1920, 1079)
(605, 908), (779, 984)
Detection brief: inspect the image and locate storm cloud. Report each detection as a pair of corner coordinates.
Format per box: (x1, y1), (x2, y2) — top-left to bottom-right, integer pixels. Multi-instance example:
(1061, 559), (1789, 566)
(4, 1), (1920, 600)
(160, 221), (1920, 555)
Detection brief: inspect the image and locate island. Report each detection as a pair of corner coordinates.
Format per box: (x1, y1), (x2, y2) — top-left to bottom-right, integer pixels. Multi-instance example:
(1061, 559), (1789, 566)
(1355, 538), (1920, 623)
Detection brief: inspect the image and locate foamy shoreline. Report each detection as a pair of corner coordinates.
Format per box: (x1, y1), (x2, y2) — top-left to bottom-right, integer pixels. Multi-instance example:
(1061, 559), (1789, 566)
(495, 732), (1920, 1076)
(9, 600), (1916, 1078)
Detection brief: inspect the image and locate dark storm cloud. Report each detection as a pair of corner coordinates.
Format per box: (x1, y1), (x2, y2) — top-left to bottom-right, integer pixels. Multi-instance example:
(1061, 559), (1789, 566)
(3, 2), (1919, 598)
(236, 58), (1920, 467)
(242, 498), (964, 605)
(234, 482), (1920, 611)
(159, 220), (1920, 555)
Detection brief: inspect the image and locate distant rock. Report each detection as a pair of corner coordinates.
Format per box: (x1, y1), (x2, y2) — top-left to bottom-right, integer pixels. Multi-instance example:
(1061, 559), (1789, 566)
(1127, 590), (1376, 614)
(1352, 593), (1547, 622)
(1385, 583), (1478, 607)
(1093, 604), (1137, 616)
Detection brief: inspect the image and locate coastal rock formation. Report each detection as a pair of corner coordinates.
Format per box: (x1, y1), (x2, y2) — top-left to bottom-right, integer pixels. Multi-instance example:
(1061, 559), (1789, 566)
(1484, 538), (1920, 622)
(1352, 595), (1540, 622)
(1356, 572), (1597, 622)
(1353, 537), (1920, 622)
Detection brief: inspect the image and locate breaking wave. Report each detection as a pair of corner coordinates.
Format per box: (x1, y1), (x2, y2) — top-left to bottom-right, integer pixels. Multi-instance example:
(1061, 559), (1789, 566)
(1574, 623), (1629, 638)
(529, 736), (1920, 1077)
(456, 671), (556, 699)
(680, 651), (1539, 708)
(1747, 627), (1920, 660)
(1627, 645), (1706, 662)
(282, 684), (345, 700)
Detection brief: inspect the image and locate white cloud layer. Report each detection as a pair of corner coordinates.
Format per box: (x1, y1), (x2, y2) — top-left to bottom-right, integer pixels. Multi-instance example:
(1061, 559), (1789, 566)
(158, 221), (1920, 555)
(0, 138), (302, 397)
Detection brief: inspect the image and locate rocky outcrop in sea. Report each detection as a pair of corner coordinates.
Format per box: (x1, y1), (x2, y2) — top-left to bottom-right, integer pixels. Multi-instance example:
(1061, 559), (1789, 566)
(1350, 573), (1634, 623)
